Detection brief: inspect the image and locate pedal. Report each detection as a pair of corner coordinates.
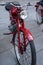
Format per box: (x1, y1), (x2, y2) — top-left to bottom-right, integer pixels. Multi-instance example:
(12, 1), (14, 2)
(3, 32), (13, 35)
(3, 33), (10, 35)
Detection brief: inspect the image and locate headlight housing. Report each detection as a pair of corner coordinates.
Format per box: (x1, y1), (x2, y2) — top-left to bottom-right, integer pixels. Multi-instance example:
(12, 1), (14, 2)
(20, 10), (27, 19)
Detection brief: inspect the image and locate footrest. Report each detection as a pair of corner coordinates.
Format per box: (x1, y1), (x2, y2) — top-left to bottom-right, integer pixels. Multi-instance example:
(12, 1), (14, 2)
(3, 33), (10, 35)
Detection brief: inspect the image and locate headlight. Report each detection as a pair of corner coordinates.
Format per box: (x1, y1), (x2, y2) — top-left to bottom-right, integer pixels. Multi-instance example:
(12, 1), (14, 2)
(20, 10), (27, 19)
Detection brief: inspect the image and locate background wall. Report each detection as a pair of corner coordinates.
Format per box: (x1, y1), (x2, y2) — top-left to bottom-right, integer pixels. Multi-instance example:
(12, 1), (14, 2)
(0, 0), (40, 1)
(0, 0), (40, 5)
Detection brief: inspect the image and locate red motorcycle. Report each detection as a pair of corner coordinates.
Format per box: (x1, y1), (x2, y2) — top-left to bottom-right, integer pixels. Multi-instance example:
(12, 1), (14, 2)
(4, 1), (36, 65)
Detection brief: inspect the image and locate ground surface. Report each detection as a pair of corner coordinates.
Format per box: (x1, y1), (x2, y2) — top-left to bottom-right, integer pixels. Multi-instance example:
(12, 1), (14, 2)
(0, 1), (43, 65)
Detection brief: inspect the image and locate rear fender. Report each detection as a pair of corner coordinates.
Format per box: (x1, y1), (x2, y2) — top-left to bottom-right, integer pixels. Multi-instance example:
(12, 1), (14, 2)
(20, 27), (33, 41)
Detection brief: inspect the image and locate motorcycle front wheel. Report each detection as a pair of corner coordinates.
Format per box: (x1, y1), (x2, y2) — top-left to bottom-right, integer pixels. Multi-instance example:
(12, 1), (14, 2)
(14, 31), (36, 65)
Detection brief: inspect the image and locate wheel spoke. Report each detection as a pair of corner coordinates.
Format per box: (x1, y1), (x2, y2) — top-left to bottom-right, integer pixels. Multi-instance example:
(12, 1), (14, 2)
(15, 31), (32, 65)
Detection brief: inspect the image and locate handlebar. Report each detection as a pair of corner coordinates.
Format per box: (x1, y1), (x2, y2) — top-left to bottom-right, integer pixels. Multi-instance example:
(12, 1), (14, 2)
(0, 1), (36, 8)
(0, 2), (34, 6)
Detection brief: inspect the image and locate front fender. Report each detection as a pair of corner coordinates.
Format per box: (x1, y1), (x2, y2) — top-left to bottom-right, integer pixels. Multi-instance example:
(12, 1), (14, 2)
(20, 27), (33, 41)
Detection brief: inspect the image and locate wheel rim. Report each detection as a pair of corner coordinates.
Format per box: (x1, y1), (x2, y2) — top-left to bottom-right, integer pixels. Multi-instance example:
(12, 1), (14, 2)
(37, 12), (42, 23)
(15, 32), (32, 65)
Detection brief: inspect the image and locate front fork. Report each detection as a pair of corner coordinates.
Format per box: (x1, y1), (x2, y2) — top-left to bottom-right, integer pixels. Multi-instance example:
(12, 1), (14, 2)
(18, 29), (26, 54)
(17, 19), (26, 54)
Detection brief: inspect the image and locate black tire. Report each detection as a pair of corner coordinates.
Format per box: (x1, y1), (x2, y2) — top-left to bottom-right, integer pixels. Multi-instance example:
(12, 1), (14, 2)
(36, 13), (42, 25)
(37, 17), (43, 25)
(14, 31), (36, 65)
(36, 10), (43, 25)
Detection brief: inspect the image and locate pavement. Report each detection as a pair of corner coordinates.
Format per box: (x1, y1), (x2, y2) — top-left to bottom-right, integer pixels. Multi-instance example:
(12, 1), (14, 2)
(0, 1), (43, 65)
